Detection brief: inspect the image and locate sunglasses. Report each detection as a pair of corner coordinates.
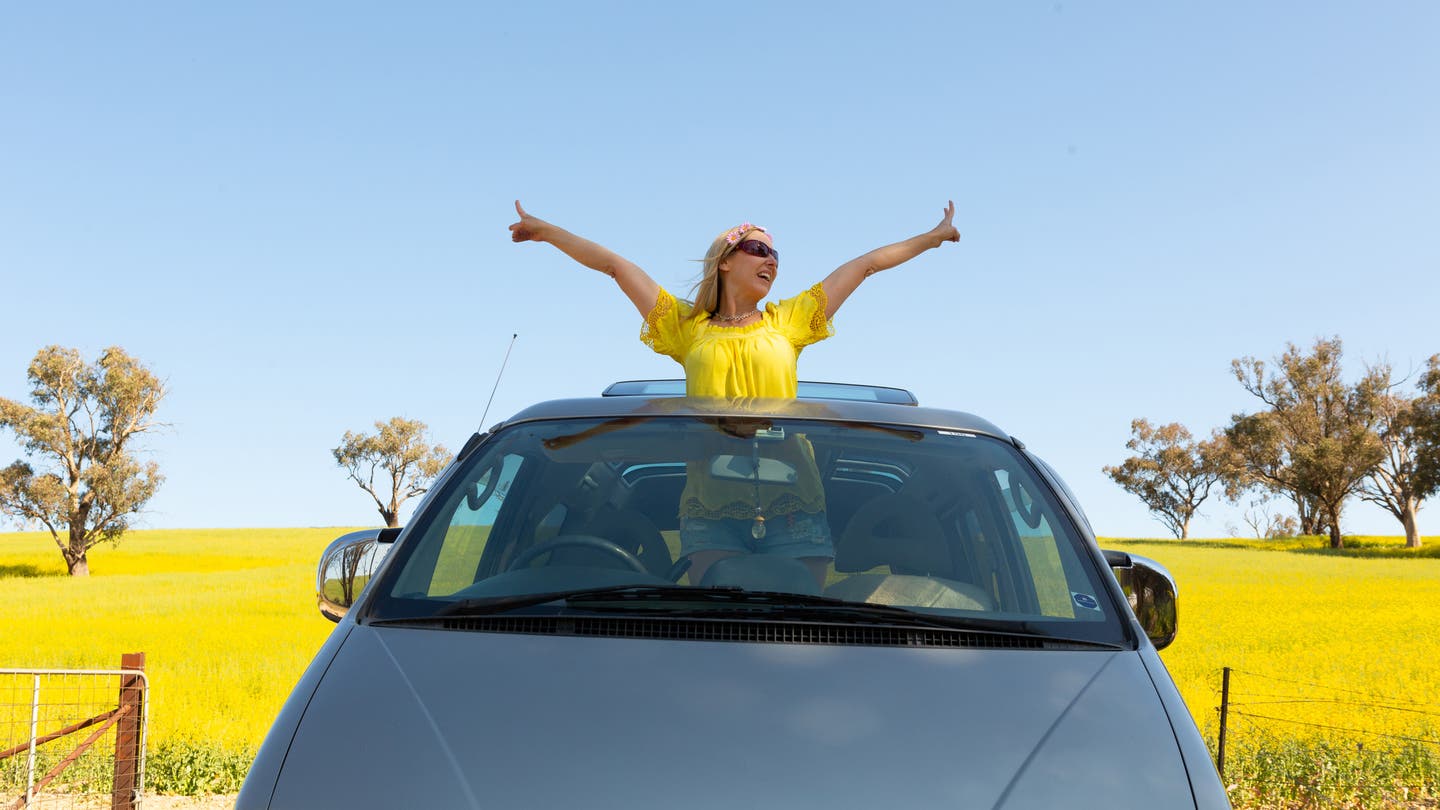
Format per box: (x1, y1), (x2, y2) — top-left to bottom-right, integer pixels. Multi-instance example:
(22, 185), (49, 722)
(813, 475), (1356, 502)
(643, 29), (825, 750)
(733, 239), (780, 263)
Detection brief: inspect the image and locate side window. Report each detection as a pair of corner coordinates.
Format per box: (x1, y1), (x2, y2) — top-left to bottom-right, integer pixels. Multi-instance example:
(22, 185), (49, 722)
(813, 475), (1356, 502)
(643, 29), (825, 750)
(426, 453), (524, 596)
(994, 469), (1075, 618)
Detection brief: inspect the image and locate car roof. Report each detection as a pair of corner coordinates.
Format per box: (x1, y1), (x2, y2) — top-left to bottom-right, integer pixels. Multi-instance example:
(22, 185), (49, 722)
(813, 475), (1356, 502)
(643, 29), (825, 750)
(496, 391), (1013, 442)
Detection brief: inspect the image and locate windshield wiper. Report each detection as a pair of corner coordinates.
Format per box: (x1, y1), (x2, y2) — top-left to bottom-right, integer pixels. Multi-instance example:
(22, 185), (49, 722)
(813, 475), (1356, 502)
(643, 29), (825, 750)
(423, 584), (718, 618)
(381, 585), (1118, 647)
(562, 586), (998, 630)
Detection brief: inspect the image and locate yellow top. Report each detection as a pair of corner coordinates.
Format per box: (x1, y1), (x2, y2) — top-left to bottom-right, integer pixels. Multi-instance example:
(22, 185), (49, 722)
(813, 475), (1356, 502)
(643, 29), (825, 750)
(641, 282), (834, 398)
(640, 283), (835, 519)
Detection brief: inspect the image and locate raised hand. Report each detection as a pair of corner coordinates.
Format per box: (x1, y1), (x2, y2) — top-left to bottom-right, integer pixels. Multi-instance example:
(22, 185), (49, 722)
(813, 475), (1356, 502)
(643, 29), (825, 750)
(509, 200), (550, 243)
(931, 200), (960, 244)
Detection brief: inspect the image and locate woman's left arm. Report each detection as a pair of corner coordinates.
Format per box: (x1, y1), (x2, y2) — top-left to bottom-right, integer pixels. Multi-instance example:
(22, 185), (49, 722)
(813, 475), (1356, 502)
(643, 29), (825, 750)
(820, 201), (959, 319)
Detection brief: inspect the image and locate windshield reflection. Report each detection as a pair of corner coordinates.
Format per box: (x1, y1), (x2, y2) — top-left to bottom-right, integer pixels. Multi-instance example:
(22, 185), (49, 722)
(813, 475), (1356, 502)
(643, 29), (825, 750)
(368, 416), (1122, 644)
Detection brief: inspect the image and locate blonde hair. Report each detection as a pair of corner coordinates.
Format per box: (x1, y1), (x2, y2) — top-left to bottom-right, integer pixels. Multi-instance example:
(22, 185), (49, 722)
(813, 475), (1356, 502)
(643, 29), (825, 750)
(688, 224), (767, 320)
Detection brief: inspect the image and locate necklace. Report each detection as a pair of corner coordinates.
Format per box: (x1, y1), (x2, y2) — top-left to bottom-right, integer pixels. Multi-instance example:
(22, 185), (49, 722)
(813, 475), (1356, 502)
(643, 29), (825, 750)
(711, 309), (759, 324)
(750, 436), (766, 539)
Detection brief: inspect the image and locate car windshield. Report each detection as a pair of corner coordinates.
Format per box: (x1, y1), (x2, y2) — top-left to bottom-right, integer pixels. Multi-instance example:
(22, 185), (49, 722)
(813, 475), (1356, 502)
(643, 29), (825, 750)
(366, 415), (1125, 644)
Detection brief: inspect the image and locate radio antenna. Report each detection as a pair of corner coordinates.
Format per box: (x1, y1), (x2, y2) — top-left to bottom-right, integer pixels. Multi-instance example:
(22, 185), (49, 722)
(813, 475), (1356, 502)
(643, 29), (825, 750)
(478, 333), (518, 432)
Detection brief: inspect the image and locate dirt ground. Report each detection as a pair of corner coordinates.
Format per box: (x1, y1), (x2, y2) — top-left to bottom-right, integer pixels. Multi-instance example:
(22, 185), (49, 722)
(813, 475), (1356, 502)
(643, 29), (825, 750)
(51, 795), (239, 810)
(142, 796), (238, 809)
(35, 791), (1435, 810)
(49, 791), (1440, 810)
(132, 793), (1438, 810)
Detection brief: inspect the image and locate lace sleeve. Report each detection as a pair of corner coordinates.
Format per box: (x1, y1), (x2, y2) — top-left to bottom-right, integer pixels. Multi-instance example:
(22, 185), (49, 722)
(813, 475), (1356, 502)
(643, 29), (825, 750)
(639, 288), (690, 363)
(774, 282), (835, 349)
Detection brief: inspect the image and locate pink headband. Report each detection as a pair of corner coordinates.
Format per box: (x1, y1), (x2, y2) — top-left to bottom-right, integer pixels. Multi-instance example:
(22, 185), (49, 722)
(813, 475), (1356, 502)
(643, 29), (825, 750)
(723, 223), (768, 245)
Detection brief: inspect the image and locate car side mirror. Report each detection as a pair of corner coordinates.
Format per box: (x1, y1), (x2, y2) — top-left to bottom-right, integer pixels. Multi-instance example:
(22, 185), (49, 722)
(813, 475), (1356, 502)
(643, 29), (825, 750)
(1103, 550), (1178, 650)
(317, 528), (400, 622)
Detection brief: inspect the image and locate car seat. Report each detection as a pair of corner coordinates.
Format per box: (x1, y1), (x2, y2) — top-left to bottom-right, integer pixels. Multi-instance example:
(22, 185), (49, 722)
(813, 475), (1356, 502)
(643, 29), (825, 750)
(826, 493), (995, 611)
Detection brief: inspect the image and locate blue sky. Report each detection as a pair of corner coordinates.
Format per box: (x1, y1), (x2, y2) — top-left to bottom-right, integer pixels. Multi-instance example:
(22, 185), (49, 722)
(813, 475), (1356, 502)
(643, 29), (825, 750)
(2, 2), (1437, 538)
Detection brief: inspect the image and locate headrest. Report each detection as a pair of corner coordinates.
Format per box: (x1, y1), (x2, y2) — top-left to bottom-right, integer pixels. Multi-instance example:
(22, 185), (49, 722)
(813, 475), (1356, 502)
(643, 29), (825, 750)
(836, 493), (952, 575)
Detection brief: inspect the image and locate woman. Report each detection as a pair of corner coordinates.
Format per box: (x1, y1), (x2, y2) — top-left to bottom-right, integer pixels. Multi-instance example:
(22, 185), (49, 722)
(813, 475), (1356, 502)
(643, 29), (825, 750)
(509, 200), (959, 585)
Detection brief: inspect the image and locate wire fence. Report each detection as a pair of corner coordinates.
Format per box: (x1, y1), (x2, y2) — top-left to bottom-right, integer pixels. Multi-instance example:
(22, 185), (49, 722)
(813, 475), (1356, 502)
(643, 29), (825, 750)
(1215, 665), (1440, 782)
(0, 655), (147, 810)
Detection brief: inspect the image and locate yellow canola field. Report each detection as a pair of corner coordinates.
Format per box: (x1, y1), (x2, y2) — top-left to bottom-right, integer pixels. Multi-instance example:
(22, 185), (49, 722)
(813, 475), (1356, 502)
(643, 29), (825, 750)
(0, 528), (346, 752)
(3, 528), (1438, 765)
(1108, 537), (1440, 753)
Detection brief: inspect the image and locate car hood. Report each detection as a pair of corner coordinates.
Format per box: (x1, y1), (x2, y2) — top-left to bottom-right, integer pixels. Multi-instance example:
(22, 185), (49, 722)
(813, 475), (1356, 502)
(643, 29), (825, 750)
(266, 623), (1196, 809)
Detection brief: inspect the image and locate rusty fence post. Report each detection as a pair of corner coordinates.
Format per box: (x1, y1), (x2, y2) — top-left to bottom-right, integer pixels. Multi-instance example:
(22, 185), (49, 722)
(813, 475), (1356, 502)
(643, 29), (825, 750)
(111, 652), (145, 810)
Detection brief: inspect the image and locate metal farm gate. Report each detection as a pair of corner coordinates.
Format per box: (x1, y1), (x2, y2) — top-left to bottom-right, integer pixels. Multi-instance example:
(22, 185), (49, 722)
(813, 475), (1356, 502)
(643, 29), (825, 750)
(0, 654), (147, 810)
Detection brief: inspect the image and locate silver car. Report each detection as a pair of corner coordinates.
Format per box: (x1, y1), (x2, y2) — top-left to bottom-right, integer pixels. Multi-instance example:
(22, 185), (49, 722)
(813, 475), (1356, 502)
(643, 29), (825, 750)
(237, 382), (1228, 809)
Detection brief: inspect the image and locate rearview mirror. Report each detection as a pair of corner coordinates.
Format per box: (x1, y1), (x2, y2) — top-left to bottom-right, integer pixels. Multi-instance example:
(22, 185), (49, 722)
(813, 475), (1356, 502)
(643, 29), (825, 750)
(1104, 551), (1178, 650)
(317, 528), (399, 622)
(708, 454), (798, 484)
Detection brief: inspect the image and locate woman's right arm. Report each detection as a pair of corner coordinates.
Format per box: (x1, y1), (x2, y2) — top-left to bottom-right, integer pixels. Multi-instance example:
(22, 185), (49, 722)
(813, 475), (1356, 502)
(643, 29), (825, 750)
(509, 200), (659, 317)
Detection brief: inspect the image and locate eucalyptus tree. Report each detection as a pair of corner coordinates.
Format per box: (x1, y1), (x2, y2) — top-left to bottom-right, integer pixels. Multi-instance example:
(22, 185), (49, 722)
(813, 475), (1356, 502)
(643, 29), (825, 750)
(0, 346), (166, 576)
(1225, 338), (1386, 549)
(1408, 355), (1440, 537)
(1356, 364), (1432, 548)
(1215, 409), (1319, 536)
(333, 417), (450, 528)
(1104, 419), (1224, 539)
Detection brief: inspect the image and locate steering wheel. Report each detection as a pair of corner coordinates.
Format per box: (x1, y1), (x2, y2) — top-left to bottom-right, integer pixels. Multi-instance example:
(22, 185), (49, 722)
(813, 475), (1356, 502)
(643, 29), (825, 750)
(506, 534), (649, 574)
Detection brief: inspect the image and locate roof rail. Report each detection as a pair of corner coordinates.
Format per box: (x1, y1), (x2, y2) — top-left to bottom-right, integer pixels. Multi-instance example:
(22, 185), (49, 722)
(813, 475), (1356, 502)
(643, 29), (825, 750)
(602, 379), (918, 405)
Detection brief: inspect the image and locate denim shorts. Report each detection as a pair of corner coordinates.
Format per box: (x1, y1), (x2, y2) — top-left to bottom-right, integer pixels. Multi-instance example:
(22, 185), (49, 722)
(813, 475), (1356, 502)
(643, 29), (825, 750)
(680, 511), (835, 559)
